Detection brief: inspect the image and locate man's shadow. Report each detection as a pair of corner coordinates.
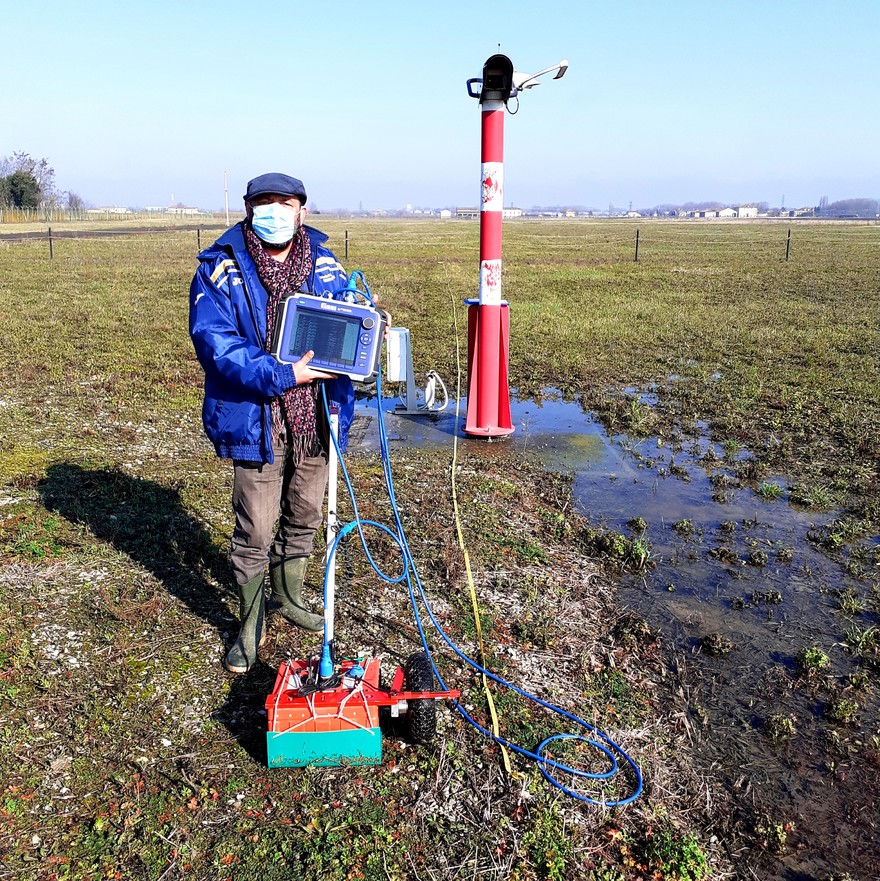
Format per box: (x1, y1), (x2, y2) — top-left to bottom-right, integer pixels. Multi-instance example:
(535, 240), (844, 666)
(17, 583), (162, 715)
(38, 463), (273, 762)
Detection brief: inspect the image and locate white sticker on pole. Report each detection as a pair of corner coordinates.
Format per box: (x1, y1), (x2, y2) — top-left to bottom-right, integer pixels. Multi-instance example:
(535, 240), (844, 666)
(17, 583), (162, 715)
(480, 163), (504, 211)
(480, 259), (502, 305)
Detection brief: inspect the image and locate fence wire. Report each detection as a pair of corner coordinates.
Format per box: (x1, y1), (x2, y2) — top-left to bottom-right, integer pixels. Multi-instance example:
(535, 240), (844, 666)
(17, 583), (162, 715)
(1, 222), (877, 268)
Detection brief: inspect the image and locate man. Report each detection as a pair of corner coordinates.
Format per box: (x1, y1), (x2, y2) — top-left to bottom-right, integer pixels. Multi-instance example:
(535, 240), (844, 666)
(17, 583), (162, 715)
(189, 172), (354, 674)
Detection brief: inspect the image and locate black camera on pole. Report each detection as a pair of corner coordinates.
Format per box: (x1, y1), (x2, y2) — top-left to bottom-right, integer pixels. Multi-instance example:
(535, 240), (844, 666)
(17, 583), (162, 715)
(467, 53), (514, 104)
(467, 53), (568, 105)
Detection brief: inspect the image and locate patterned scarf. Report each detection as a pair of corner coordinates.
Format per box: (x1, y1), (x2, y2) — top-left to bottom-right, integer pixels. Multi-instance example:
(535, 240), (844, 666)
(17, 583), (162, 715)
(245, 222), (320, 463)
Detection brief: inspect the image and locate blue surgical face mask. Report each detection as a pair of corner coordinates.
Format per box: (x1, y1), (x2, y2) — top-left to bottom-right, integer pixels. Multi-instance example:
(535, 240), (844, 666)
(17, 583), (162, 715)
(250, 202), (301, 244)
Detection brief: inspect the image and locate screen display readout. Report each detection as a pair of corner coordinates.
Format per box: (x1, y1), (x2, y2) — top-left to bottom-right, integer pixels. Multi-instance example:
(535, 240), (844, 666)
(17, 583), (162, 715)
(290, 311), (361, 367)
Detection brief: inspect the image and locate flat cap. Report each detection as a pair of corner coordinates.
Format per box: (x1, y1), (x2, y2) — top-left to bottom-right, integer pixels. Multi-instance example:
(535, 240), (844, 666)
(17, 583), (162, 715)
(243, 172), (307, 204)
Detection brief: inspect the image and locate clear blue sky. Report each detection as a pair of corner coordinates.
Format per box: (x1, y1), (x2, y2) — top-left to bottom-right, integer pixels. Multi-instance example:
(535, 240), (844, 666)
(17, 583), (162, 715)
(3, 0), (878, 211)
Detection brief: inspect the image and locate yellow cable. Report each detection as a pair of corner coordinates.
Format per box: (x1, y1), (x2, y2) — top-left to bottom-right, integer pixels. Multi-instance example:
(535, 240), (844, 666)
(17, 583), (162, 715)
(446, 271), (519, 780)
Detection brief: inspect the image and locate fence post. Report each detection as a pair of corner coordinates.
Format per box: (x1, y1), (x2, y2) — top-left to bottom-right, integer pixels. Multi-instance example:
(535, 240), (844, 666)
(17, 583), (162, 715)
(785, 227), (791, 261)
(197, 227), (201, 251)
(634, 227), (640, 262)
(48, 227), (53, 260)
(344, 230), (349, 261)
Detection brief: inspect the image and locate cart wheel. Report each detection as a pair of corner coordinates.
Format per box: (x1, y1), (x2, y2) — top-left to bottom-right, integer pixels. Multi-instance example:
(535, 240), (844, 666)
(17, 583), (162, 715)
(404, 651), (436, 745)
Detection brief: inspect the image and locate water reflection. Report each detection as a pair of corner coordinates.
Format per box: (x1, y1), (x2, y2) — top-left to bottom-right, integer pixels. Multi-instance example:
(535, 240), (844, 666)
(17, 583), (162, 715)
(353, 391), (878, 880)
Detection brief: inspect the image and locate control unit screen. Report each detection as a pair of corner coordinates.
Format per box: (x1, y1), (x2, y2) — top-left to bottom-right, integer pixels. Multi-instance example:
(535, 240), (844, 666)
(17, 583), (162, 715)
(291, 311), (361, 367)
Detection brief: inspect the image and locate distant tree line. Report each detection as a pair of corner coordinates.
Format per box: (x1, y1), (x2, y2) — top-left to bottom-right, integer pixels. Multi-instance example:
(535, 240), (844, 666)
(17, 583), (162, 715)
(0, 151), (85, 211)
(816, 197), (878, 218)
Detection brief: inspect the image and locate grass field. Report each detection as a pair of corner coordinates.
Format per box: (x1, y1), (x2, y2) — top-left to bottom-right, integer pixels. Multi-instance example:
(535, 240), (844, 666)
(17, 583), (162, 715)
(0, 218), (877, 880)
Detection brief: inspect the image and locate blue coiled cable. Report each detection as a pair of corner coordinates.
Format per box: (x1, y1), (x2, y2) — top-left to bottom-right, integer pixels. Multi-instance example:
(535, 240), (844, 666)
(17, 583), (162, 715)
(317, 281), (643, 807)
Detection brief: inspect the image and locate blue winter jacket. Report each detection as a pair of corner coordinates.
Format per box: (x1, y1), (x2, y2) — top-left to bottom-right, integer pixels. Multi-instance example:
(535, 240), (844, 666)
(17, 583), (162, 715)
(189, 222), (355, 463)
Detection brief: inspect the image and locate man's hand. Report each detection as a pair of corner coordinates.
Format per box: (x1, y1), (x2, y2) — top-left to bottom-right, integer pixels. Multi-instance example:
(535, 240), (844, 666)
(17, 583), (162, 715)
(293, 351), (334, 384)
(372, 293), (391, 341)
(373, 294), (391, 343)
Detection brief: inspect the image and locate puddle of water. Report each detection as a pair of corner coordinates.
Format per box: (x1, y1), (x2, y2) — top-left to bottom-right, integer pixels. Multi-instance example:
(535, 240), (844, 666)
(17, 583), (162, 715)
(352, 391), (879, 879)
(352, 387), (607, 456)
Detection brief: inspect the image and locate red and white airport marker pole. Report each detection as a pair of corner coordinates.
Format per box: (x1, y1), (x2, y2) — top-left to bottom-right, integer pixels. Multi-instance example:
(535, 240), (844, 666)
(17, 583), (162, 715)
(464, 55), (567, 438)
(465, 85), (513, 437)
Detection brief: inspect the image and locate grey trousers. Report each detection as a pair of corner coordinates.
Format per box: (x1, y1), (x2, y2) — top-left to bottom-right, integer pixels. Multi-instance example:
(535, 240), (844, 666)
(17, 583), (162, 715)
(230, 444), (329, 586)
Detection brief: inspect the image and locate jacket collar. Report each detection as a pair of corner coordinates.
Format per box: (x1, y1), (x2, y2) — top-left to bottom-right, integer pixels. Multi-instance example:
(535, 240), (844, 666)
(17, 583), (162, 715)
(199, 221), (330, 346)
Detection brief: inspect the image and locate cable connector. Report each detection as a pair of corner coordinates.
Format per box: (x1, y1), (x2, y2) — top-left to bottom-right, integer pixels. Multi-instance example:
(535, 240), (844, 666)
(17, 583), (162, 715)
(342, 270), (373, 305)
(318, 642), (334, 679)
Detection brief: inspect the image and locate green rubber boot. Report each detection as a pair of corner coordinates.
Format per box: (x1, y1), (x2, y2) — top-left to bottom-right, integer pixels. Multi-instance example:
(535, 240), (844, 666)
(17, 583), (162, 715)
(269, 555), (324, 633)
(224, 574), (266, 674)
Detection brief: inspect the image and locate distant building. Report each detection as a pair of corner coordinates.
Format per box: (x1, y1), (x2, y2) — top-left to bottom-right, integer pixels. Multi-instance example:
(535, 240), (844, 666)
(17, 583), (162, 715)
(168, 203), (200, 216)
(455, 206), (523, 219)
(88, 206), (130, 214)
(439, 209), (452, 219)
(718, 208), (737, 218)
(737, 205), (758, 218)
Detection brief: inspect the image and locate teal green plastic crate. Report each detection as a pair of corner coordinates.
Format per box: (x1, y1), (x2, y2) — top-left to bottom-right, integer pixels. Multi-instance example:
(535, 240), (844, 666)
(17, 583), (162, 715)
(267, 727), (383, 767)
